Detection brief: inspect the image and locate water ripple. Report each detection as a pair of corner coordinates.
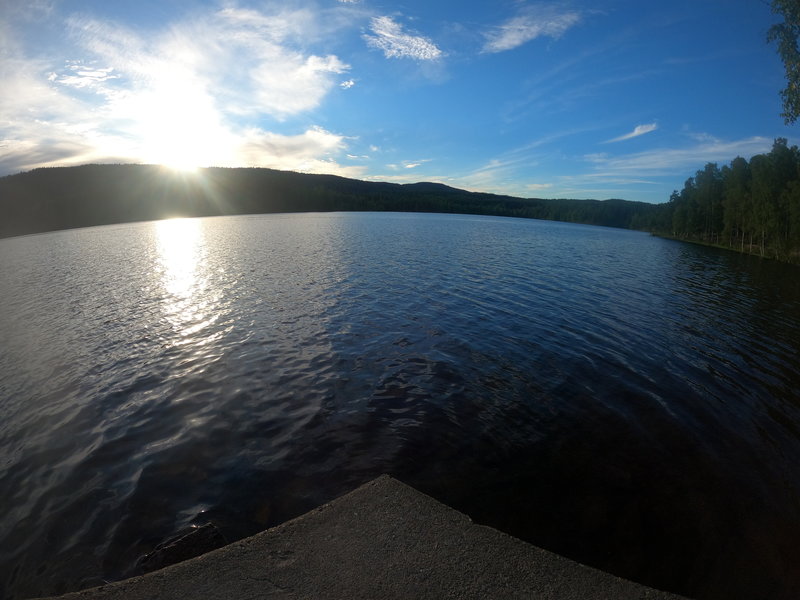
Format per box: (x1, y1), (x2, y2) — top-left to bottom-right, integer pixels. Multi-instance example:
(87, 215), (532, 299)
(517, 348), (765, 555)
(1, 214), (800, 599)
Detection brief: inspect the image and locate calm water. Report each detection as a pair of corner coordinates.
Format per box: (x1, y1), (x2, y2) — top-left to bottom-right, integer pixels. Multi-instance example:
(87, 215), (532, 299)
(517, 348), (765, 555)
(1, 212), (800, 599)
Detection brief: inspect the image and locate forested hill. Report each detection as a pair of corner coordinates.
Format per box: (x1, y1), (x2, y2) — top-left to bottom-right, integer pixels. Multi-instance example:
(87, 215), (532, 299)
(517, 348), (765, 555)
(0, 164), (664, 239)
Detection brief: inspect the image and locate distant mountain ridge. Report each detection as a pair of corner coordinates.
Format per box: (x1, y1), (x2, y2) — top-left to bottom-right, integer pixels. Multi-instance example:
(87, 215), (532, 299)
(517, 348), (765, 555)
(0, 164), (668, 238)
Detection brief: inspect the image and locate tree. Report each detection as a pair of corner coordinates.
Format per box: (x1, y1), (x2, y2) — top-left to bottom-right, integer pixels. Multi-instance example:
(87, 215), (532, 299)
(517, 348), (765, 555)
(768, 0), (800, 124)
(750, 153), (779, 256)
(721, 157), (751, 251)
(786, 179), (800, 248)
(694, 163), (723, 242)
(665, 138), (800, 262)
(768, 138), (800, 250)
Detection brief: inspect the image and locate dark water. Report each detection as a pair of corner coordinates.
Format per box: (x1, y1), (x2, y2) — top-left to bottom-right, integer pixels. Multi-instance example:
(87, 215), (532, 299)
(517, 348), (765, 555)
(1, 212), (800, 599)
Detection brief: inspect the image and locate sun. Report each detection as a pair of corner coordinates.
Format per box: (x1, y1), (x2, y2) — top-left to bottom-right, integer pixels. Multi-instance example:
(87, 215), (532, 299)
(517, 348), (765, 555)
(146, 115), (219, 172)
(161, 156), (201, 173)
(129, 72), (236, 172)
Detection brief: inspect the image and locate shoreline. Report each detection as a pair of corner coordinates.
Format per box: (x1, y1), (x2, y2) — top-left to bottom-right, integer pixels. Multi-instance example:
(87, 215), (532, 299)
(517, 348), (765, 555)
(651, 231), (800, 265)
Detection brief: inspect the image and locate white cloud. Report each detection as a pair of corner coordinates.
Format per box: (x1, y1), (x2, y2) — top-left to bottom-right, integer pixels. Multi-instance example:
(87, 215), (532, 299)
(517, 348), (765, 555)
(52, 62), (120, 89)
(387, 158), (431, 170)
(340, 79), (355, 89)
(483, 6), (581, 53)
(405, 158), (431, 169)
(215, 7), (317, 43)
(64, 9), (351, 120)
(0, 37), (118, 173)
(237, 126), (361, 176)
(249, 54), (349, 117)
(0, 4), (361, 175)
(605, 123), (658, 143)
(363, 16), (443, 60)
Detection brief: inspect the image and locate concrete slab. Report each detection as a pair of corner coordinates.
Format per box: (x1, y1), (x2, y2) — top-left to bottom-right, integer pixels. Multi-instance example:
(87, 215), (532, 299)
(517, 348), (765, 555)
(35, 475), (689, 599)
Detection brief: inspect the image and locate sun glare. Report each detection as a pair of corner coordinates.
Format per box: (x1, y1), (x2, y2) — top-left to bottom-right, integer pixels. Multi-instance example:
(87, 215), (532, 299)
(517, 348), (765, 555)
(162, 158), (200, 173)
(128, 72), (236, 172)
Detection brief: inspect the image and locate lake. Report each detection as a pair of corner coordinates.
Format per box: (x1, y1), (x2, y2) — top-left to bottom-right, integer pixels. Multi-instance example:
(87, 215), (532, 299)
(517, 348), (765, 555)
(1, 212), (799, 600)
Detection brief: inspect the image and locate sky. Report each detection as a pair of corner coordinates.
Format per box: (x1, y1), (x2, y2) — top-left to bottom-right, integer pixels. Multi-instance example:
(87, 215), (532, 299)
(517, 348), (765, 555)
(1, 0), (797, 203)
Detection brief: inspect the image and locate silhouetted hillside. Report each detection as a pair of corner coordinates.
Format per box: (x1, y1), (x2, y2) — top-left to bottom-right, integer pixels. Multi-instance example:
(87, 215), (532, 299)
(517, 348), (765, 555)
(0, 164), (666, 238)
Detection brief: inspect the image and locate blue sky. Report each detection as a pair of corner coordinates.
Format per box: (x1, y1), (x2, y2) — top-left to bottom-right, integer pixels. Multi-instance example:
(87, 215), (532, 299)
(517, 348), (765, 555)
(1, 0), (796, 203)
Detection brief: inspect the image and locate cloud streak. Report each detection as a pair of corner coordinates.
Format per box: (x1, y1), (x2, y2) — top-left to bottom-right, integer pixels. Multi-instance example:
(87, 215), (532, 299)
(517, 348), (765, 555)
(363, 16), (443, 60)
(605, 123), (658, 143)
(386, 158), (432, 170)
(483, 5), (582, 53)
(585, 135), (773, 176)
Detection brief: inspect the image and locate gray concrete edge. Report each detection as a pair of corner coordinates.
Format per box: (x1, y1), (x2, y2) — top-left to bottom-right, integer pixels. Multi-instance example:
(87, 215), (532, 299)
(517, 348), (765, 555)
(35, 474), (691, 600)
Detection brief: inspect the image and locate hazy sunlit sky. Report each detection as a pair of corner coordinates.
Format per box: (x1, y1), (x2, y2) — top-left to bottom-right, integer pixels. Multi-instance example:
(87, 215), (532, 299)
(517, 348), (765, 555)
(1, 0), (797, 202)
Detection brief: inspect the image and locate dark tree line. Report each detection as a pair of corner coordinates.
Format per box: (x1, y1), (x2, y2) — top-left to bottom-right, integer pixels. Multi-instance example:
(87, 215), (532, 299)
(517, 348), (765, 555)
(666, 138), (800, 261)
(0, 164), (661, 239)
(5, 161), (800, 263)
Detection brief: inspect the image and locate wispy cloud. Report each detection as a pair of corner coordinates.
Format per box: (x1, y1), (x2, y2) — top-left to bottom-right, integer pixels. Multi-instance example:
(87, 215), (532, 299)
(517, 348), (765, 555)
(497, 34), (653, 123)
(363, 16), (443, 60)
(386, 158), (432, 170)
(458, 126), (598, 177)
(585, 135), (773, 175)
(50, 61), (119, 89)
(449, 157), (539, 196)
(483, 5), (582, 53)
(604, 122), (658, 143)
(4, 0), (55, 21)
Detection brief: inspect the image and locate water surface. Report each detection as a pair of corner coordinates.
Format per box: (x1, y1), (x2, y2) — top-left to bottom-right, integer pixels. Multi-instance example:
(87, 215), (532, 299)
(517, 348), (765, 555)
(1, 212), (799, 599)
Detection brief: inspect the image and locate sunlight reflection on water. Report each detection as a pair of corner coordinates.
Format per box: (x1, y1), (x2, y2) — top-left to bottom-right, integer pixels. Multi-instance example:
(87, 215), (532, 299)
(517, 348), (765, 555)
(156, 218), (204, 300)
(155, 218), (217, 342)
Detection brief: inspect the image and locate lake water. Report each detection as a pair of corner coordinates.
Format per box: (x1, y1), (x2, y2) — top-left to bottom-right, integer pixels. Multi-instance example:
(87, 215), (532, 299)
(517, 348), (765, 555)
(1, 212), (800, 600)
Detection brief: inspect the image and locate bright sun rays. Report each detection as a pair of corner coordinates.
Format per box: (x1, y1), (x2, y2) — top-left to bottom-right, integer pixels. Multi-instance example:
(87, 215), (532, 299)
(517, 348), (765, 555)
(128, 71), (236, 172)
